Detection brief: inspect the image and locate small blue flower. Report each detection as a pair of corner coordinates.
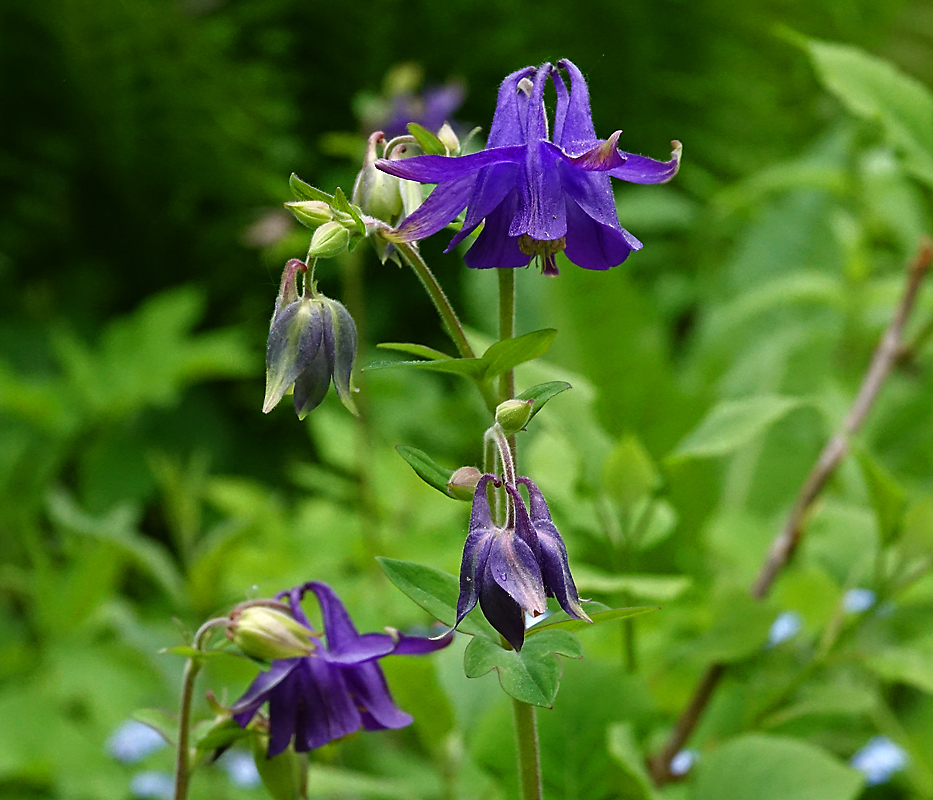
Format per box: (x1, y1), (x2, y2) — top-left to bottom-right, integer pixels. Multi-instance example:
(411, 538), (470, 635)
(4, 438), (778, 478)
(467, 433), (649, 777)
(376, 60), (680, 274)
(843, 588), (877, 614)
(669, 749), (698, 777)
(851, 736), (908, 785)
(106, 720), (167, 764)
(220, 749), (262, 789)
(129, 771), (174, 800)
(767, 611), (802, 647)
(232, 582), (452, 757)
(456, 475), (589, 650)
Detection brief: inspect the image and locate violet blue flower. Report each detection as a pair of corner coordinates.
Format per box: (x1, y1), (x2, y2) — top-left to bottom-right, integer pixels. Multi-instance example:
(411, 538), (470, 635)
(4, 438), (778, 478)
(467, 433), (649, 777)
(231, 582), (452, 757)
(375, 59), (681, 275)
(457, 474), (590, 650)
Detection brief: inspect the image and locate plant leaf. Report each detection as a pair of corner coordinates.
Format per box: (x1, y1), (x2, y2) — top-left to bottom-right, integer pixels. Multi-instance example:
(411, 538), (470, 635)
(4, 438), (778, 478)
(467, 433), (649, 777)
(463, 629), (583, 707)
(606, 723), (660, 800)
(289, 173), (334, 203)
(377, 342), (454, 361)
(526, 603), (658, 635)
(362, 357), (487, 380)
(855, 448), (907, 545)
(395, 446), (455, 497)
(516, 381), (572, 423)
(407, 122), (447, 156)
(481, 329), (557, 382)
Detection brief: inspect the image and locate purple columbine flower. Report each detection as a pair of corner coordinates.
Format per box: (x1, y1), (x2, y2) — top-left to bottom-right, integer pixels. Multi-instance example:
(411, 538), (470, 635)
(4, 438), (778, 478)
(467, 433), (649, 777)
(375, 59), (681, 275)
(231, 582), (451, 757)
(457, 474), (590, 650)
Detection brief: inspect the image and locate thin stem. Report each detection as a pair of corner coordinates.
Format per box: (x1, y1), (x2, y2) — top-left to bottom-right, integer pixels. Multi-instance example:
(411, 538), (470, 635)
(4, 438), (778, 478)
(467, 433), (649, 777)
(512, 697), (544, 800)
(394, 241), (475, 360)
(498, 268), (516, 403)
(486, 424), (516, 526)
(648, 237), (933, 787)
(173, 617), (228, 800)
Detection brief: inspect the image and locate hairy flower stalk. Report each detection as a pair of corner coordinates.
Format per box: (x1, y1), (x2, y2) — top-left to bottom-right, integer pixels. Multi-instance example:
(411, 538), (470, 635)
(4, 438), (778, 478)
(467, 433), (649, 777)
(375, 59), (680, 274)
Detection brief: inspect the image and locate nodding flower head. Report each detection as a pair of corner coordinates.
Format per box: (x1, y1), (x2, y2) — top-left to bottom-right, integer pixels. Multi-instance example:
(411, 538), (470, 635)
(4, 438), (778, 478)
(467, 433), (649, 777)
(456, 474), (590, 650)
(263, 259), (358, 419)
(376, 59), (680, 274)
(231, 582), (452, 757)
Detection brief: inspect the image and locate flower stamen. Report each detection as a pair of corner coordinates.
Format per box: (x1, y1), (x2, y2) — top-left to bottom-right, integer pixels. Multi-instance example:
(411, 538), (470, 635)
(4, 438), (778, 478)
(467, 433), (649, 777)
(518, 234), (566, 276)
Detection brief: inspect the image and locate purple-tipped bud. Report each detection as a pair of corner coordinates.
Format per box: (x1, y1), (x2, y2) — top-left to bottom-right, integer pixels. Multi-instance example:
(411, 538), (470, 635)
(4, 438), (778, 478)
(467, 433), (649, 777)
(447, 466), (482, 500)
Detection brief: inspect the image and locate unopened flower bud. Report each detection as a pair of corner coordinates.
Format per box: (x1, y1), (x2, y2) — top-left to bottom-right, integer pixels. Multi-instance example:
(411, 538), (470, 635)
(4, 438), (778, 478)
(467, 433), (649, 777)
(227, 607), (316, 661)
(495, 399), (534, 435)
(307, 221), (350, 259)
(285, 200), (334, 230)
(447, 466), (482, 501)
(250, 731), (308, 800)
(437, 122), (460, 155)
(352, 131), (404, 222)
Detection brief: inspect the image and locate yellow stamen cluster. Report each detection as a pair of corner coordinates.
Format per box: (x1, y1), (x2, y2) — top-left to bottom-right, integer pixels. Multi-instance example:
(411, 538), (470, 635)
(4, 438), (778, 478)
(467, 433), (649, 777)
(517, 234), (566, 275)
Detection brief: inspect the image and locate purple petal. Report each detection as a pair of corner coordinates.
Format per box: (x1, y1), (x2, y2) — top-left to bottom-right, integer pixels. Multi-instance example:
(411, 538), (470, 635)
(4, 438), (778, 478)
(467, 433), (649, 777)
(510, 141), (566, 241)
(554, 59), (599, 155)
(563, 198), (640, 271)
(390, 628), (455, 655)
(552, 69), (570, 150)
(320, 632), (395, 666)
(608, 141), (682, 184)
(523, 63), (552, 144)
(506, 483), (542, 561)
(306, 582), (363, 653)
(548, 132), (628, 171)
(557, 160), (621, 230)
(231, 659), (300, 726)
(289, 657), (361, 753)
(376, 146), (524, 183)
(265, 299), (323, 412)
(323, 297), (357, 413)
(478, 577), (526, 650)
(342, 661), (413, 730)
(456, 474), (499, 625)
(293, 309), (333, 419)
(488, 66), (537, 148)
(448, 163), (521, 249)
(517, 478), (590, 621)
(277, 585), (313, 628)
(485, 530), (547, 617)
(393, 175), (475, 242)
(462, 191), (531, 269)
(265, 670), (302, 756)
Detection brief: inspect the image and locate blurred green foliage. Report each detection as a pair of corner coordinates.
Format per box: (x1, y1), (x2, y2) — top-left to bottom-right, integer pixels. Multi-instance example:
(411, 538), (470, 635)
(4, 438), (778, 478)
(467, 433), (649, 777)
(3, 0), (933, 798)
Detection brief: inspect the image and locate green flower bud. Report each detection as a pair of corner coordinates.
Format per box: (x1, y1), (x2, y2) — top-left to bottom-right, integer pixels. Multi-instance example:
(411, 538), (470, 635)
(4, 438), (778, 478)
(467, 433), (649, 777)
(447, 466), (482, 501)
(307, 221), (350, 259)
(250, 731), (308, 800)
(495, 398), (535, 435)
(285, 200), (334, 229)
(352, 131), (404, 222)
(437, 122), (461, 155)
(227, 607), (316, 661)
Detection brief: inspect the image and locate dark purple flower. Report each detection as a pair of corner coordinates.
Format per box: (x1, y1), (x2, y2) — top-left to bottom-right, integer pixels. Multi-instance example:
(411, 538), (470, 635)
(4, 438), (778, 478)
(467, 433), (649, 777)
(456, 475), (590, 650)
(231, 582), (451, 757)
(375, 60), (681, 275)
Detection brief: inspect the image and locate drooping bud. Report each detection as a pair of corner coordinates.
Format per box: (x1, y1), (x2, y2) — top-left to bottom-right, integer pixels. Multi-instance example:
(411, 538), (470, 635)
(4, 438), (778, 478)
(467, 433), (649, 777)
(447, 466), (482, 501)
(250, 730), (308, 800)
(352, 131), (404, 223)
(227, 607), (316, 661)
(307, 221), (350, 259)
(284, 200), (334, 230)
(495, 398), (534, 435)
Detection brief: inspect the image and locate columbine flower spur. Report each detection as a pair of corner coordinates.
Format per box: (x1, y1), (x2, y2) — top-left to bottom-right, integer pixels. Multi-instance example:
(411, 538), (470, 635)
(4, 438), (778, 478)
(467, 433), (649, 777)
(375, 59), (681, 274)
(231, 582), (452, 756)
(457, 474), (590, 650)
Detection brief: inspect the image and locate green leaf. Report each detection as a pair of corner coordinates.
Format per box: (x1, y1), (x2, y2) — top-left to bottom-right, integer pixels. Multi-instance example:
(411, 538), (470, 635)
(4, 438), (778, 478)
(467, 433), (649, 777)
(572, 567), (692, 601)
(606, 723), (659, 800)
(803, 37), (933, 188)
(463, 629), (583, 707)
(407, 122), (447, 156)
(670, 395), (806, 461)
(760, 684), (877, 729)
(867, 637), (933, 693)
(516, 381), (572, 423)
(289, 173), (334, 203)
(193, 717), (251, 754)
(377, 342), (454, 361)
(376, 558), (497, 639)
(132, 708), (177, 746)
(306, 765), (438, 800)
(856, 449), (907, 545)
(690, 734), (863, 800)
(526, 603), (657, 635)
(603, 434), (660, 508)
(395, 446), (455, 498)
(481, 329), (557, 381)
(691, 590), (775, 663)
(332, 187), (365, 234)
(363, 357), (487, 380)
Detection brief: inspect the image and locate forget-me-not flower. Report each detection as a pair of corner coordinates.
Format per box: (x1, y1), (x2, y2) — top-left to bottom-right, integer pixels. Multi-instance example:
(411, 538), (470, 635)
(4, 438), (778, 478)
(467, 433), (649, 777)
(851, 736), (908, 785)
(376, 59), (680, 274)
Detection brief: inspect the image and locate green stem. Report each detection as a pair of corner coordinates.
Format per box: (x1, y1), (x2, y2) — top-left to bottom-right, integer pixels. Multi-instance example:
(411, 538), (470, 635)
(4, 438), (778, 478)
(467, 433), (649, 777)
(173, 618), (227, 800)
(498, 268), (516, 403)
(395, 241), (475, 360)
(512, 698), (544, 800)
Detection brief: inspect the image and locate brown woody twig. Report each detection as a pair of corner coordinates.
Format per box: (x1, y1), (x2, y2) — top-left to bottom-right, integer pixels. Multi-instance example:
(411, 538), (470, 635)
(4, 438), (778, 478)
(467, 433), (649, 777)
(648, 237), (933, 786)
